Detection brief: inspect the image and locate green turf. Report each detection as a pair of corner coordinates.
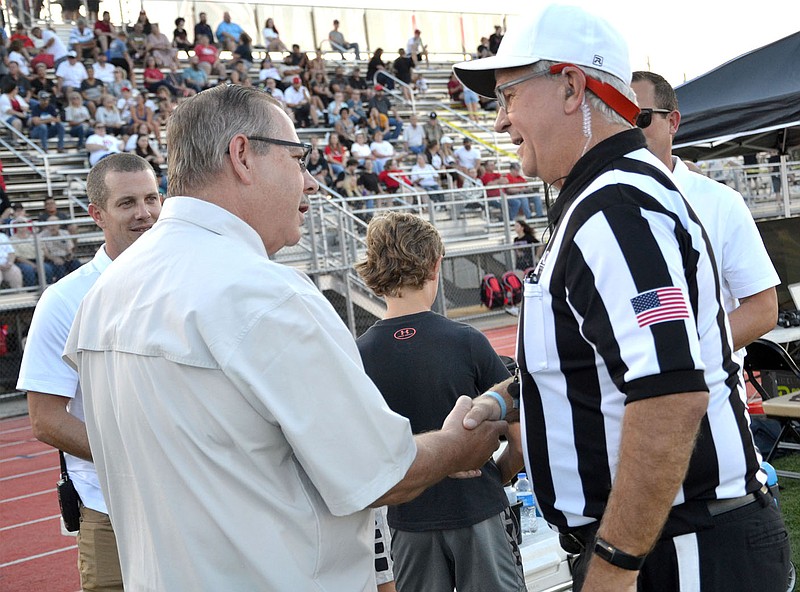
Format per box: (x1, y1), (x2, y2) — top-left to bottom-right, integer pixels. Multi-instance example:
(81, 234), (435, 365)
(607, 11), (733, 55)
(772, 452), (800, 592)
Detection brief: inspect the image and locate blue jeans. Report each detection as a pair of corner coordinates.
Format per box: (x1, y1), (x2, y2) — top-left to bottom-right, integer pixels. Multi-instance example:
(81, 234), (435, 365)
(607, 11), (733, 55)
(332, 41), (360, 60)
(69, 124), (90, 149)
(507, 197), (531, 219)
(531, 193), (544, 217)
(385, 117), (403, 141)
(30, 122), (65, 151)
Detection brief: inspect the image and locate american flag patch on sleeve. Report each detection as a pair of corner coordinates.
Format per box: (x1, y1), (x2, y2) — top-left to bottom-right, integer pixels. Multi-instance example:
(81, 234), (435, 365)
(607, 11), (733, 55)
(630, 287), (690, 328)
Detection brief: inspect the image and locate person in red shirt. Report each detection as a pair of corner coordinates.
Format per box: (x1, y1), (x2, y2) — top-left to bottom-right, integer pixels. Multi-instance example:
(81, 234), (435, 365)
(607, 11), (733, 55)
(504, 161), (537, 218)
(94, 11), (115, 53)
(479, 160), (508, 213)
(193, 34), (226, 78)
(10, 23), (35, 51)
(378, 159), (411, 194)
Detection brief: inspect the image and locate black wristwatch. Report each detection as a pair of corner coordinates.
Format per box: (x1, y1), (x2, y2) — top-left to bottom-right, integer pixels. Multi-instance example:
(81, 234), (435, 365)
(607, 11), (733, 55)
(507, 370), (520, 409)
(593, 537), (646, 571)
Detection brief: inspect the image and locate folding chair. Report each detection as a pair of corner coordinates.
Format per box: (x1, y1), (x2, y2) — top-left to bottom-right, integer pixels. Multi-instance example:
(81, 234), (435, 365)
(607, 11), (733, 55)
(744, 339), (800, 479)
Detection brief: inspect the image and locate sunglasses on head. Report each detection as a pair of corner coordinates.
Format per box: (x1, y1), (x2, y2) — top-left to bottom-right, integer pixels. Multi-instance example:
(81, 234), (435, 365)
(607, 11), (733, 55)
(635, 108), (671, 129)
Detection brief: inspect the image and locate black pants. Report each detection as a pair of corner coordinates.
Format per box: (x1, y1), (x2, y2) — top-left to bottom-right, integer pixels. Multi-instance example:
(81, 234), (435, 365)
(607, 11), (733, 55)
(566, 493), (790, 592)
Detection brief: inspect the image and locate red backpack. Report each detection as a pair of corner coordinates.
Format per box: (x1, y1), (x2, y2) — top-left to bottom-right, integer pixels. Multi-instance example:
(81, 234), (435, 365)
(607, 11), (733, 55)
(501, 271), (523, 306)
(480, 274), (504, 309)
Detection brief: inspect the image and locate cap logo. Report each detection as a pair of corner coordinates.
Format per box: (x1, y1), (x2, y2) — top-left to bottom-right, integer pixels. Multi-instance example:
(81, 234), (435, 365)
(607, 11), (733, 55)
(593, 55), (604, 68)
(393, 328), (416, 340)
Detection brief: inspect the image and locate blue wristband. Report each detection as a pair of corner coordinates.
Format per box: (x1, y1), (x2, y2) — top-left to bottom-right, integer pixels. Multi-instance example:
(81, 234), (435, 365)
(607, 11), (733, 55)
(483, 391), (506, 420)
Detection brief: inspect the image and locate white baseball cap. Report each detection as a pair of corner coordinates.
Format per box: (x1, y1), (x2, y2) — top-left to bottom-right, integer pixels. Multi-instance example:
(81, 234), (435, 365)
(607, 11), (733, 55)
(454, 4), (632, 99)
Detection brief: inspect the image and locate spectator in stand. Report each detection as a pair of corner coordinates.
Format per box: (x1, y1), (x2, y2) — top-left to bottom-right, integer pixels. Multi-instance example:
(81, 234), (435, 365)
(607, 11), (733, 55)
(233, 32), (255, 72)
(37, 197), (69, 224)
(10, 23), (35, 54)
(477, 37), (492, 59)
(115, 85), (135, 122)
(172, 17), (192, 52)
(328, 20), (360, 60)
(308, 71), (333, 109)
(348, 67), (368, 92)
(324, 133), (347, 175)
(286, 44), (311, 75)
(59, 0), (81, 25)
(423, 111), (444, 146)
(130, 133), (165, 192)
(30, 63), (56, 100)
(130, 92), (160, 139)
(146, 23), (179, 69)
(366, 106), (390, 140)
(93, 52), (116, 86)
(404, 113), (425, 155)
(41, 217), (81, 281)
(228, 61), (254, 88)
(414, 72), (429, 96)
(183, 56), (210, 92)
(488, 24), (504, 54)
(124, 122), (158, 152)
(425, 140), (443, 171)
(370, 130), (395, 174)
(306, 147), (333, 186)
(194, 12), (214, 46)
(0, 78), (29, 135)
(133, 10), (152, 35)
(93, 11), (115, 54)
(326, 91), (348, 126)
(31, 26), (69, 69)
(194, 34), (226, 79)
(358, 159), (384, 210)
(367, 85), (403, 140)
(406, 30), (428, 66)
(440, 136), (456, 171)
(350, 131), (373, 167)
(335, 106), (357, 148)
(143, 55), (176, 96)
(70, 18), (97, 61)
(366, 48), (385, 83)
(263, 78), (285, 107)
(164, 64), (196, 98)
(258, 57), (282, 87)
(0, 231), (23, 289)
(86, 122), (121, 165)
(56, 51), (88, 99)
(284, 76), (315, 128)
(1, 60), (33, 102)
(378, 158), (411, 194)
(127, 22), (148, 65)
(95, 95), (125, 135)
(505, 161), (541, 217)
(463, 86), (480, 122)
(512, 218), (537, 271)
(64, 91), (91, 150)
(479, 159), (507, 212)
(8, 40), (31, 77)
(216, 12), (244, 52)
(454, 137), (481, 174)
(393, 49), (414, 101)
(109, 31), (135, 83)
(261, 18), (288, 53)
(410, 153), (443, 202)
(107, 68), (127, 97)
(30, 91), (64, 152)
(79, 65), (105, 116)
(10, 220), (41, 286)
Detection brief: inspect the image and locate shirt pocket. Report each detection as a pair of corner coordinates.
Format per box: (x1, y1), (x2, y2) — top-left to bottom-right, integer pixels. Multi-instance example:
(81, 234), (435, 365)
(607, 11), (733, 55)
(523, 282), (548, 373)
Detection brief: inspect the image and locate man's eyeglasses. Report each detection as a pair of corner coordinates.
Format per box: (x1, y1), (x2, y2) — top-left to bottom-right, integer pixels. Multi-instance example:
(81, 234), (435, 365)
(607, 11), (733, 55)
(635, 108), (672, 129)
(495, 69), (550, 113)
(244, 136), (312, 171)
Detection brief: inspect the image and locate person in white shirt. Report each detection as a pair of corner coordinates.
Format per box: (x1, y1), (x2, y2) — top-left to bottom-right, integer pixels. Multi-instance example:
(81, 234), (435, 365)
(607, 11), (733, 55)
(404, 113), (426, 155)
(19, 154), (161, 592)
(92, 52), (116, 86)
(63, 85), (506, 591)
(0, 233), (23, 288)
(453, 137), (481, 173)
(55, 51), (88, 98)
(32, 26), (68, 66)
(370, 130), (394, 174)
(86, 122), (122, 166)
(283, 76), (316, 128)
(263, 78), (285, 107)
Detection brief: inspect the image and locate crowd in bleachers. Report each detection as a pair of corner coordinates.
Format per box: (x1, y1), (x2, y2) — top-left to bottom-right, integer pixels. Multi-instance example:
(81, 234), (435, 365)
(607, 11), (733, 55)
(0, 10), (542, 278)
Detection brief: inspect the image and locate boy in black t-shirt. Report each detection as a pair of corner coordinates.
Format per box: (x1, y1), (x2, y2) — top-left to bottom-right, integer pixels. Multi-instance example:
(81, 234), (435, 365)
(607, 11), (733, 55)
(356, 213), (527, 592)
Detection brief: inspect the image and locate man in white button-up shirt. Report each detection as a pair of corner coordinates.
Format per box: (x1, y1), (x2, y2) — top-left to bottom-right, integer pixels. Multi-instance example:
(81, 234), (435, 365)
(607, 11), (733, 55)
(64, 85), (507, 591)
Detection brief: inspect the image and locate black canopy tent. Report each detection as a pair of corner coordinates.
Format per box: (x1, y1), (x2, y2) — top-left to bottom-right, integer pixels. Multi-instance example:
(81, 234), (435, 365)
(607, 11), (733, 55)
(672, 30), (800, 161)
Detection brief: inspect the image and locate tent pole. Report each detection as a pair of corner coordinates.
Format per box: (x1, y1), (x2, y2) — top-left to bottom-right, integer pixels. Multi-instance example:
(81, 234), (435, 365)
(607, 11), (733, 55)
(780, 154), (790, 218)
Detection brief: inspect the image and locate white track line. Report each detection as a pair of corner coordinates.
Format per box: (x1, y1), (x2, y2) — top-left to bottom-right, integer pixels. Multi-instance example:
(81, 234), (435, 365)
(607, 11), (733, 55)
(0, 544), (78, 568)
(0, 466), (57, 482)
(0, 513), (60, 532)
(0, 449), (56, 464)
(0, 488), (52, 504)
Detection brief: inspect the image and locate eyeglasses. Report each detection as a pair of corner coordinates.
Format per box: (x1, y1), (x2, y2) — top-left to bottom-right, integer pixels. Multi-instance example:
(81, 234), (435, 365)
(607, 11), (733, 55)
(635, 108), (672, 129)
(244, 136), (312, 171)
(495, 69), (550, 113)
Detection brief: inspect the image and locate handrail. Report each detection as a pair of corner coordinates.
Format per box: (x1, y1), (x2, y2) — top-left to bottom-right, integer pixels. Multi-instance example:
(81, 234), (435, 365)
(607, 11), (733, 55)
(371, 70), (416, 115)
(0, 119), (55, 197)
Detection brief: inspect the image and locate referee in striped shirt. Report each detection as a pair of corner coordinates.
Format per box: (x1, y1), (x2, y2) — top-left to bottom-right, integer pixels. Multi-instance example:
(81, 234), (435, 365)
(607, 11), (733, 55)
(454, 5), (790, 592)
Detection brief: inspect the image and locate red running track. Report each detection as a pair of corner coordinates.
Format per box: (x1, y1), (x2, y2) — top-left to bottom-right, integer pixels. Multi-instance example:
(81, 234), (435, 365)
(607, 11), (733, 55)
(0, 322), (518, 591)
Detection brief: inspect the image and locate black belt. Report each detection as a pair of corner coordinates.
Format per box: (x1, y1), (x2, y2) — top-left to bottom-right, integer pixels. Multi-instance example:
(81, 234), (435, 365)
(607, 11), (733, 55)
(558, 485), (770, 555)
(706, 485), (769, 517)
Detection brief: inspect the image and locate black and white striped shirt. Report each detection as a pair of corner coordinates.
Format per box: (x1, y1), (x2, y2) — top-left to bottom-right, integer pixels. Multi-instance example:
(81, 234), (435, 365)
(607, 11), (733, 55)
(517, 129), (763, 533)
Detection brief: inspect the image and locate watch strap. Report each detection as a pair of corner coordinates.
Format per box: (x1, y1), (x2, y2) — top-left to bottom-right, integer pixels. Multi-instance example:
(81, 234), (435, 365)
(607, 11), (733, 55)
(593, 537), (646, 571)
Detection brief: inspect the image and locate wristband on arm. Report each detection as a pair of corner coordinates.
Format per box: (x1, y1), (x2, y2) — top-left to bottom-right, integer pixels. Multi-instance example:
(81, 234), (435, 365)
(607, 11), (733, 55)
(483, 390), (506, 420)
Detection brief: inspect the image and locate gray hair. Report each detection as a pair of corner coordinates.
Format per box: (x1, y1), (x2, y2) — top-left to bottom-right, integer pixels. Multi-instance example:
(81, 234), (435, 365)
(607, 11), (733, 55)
(86, 153), (157, 209)
(529, 60), (636, 128)
(166, 85), (281, 196)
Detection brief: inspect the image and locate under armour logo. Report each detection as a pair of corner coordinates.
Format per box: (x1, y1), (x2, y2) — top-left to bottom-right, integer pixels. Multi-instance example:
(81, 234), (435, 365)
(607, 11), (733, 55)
(393, 328), (416, 340)
(593, 55), (603, 67)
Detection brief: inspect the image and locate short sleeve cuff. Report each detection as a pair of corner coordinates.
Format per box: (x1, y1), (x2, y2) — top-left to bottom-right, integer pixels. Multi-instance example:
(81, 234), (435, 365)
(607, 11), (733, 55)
(624, 369), (708, 404)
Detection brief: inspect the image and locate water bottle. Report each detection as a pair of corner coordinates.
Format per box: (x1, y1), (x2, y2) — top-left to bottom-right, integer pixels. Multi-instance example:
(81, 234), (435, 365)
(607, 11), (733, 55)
(762, 461), (780, 507)
(514, 472), (538, 536)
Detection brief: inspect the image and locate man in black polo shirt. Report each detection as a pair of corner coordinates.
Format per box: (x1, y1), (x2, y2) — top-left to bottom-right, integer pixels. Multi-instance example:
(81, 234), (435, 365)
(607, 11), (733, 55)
(454, 4), (790, 592)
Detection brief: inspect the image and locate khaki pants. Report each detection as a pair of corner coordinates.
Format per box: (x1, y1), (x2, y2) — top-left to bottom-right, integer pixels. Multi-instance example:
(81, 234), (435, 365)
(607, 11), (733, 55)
(77, 506), (124, 591)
